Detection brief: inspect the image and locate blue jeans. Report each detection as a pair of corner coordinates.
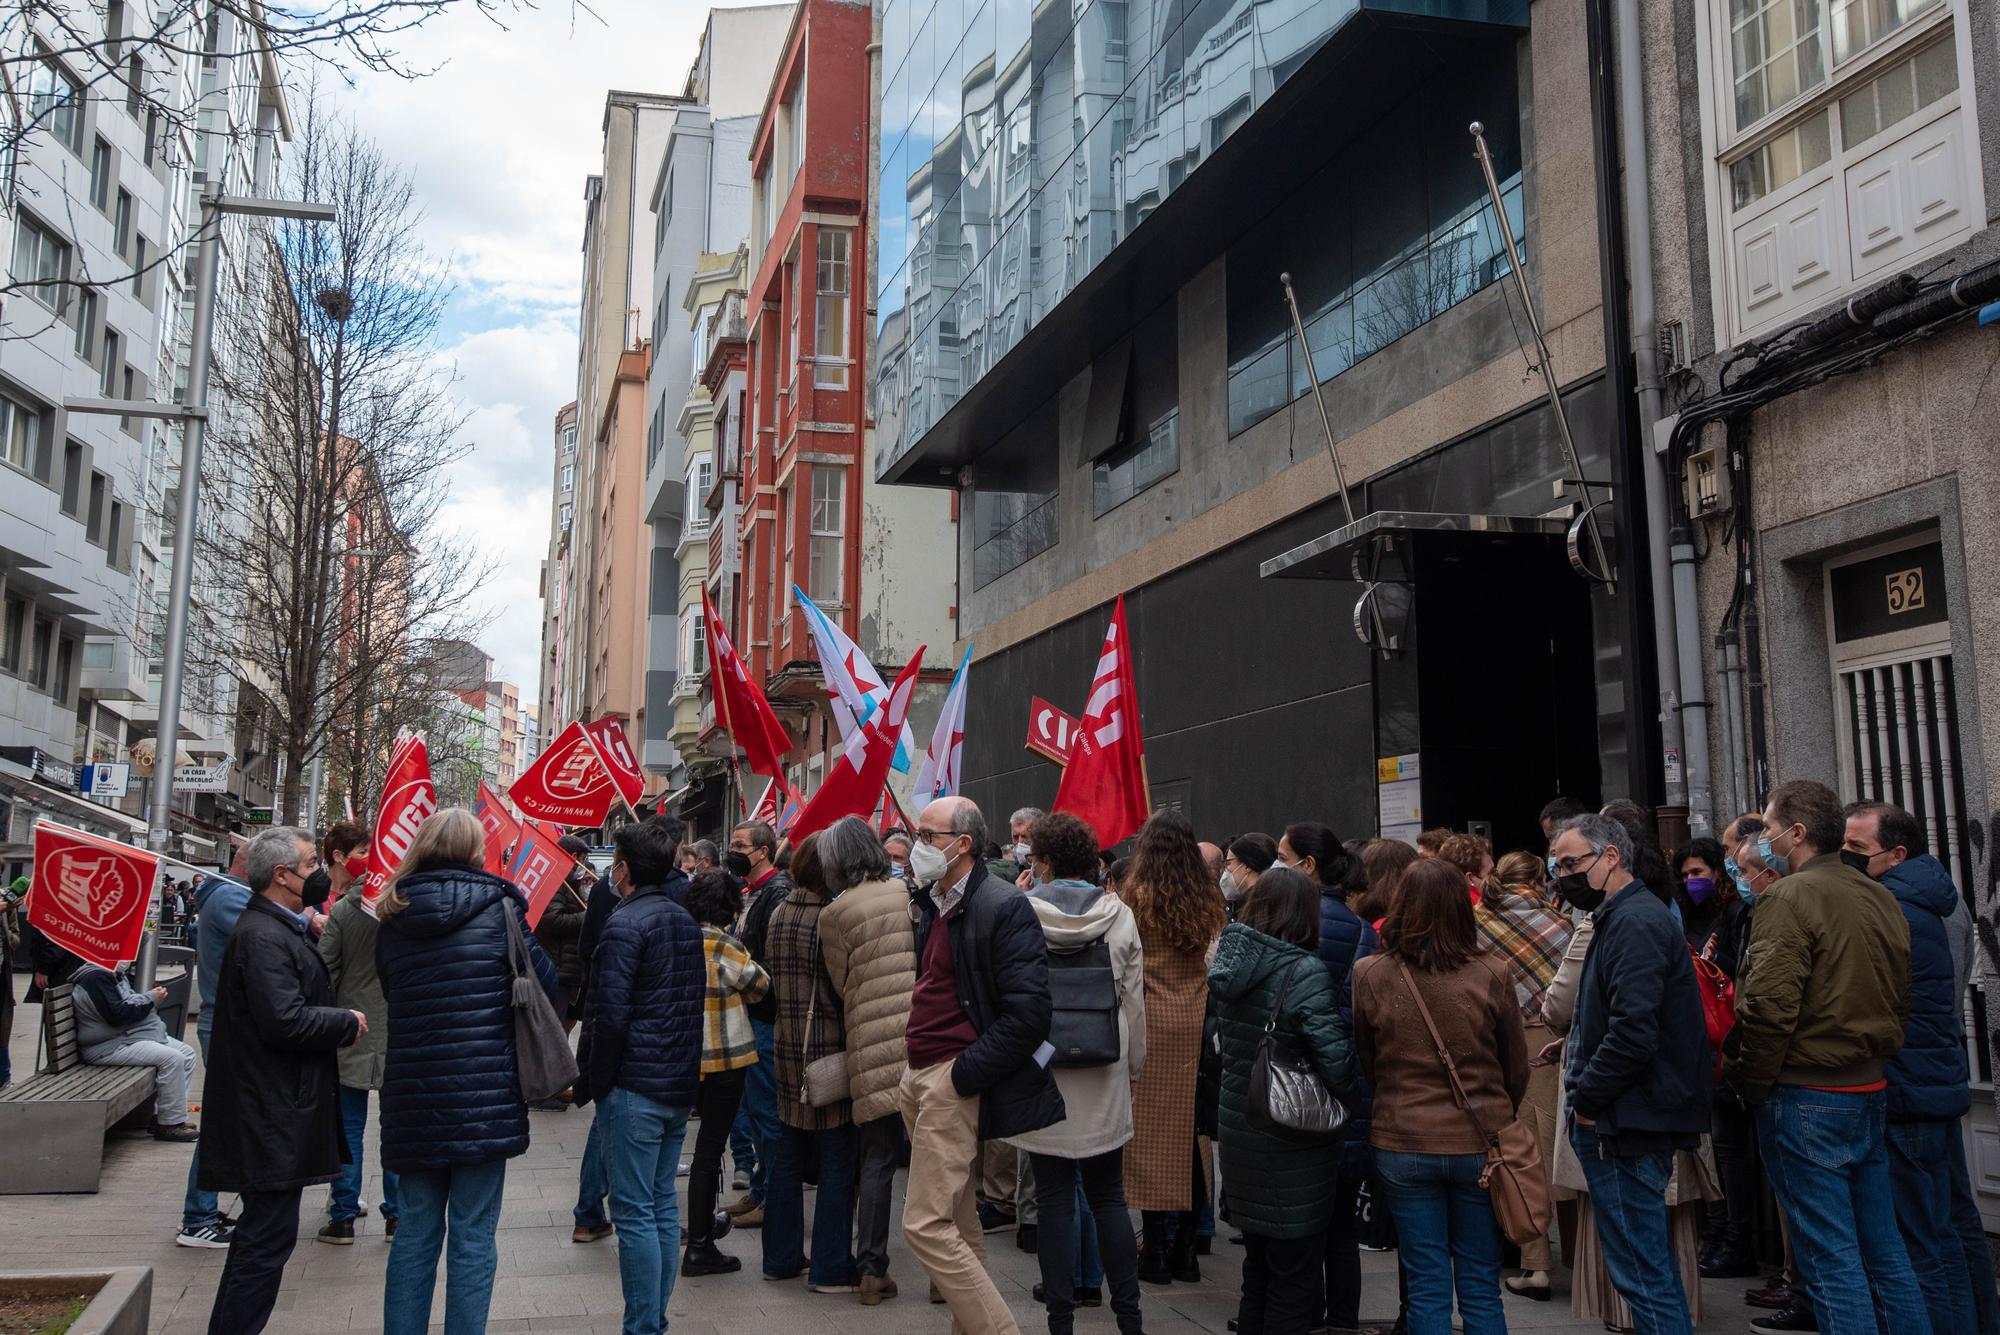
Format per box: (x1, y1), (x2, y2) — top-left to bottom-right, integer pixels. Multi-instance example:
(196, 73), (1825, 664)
(1949, 1125), (2000, 1335)
(1374, 1149), (1504, 1335)
(1570, 1121), (1692, 1335)
(603, 1087), (691, 1335)
(1888, 1118), (1976, 1335)
(762, 1121), (858, 1286)
(730, 1020), (778, 1205)
(383, 1159), (506, 1335)
(576, 1103), (609, 1229)
(1758, 1087), (1933, 1335)
(332, 1085), (400, 1223)
(1076, 1177), (1103, 1289)
(182, 1031), (219, 1232)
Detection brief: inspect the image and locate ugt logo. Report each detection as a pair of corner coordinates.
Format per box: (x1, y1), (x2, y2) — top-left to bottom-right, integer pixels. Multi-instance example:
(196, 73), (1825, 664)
(51, 851), (143, 931)
(545, 731), (609, 800)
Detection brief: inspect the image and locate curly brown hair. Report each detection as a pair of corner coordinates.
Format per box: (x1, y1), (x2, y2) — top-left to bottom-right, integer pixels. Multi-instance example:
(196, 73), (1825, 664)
(1124, 809), (1226, 955)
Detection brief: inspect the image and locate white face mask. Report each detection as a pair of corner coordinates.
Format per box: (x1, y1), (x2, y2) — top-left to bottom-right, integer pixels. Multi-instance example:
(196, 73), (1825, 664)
(1012, 841), (1032, 863)
(1220, 870), (1239, 900)
(908, 838), (950, 886)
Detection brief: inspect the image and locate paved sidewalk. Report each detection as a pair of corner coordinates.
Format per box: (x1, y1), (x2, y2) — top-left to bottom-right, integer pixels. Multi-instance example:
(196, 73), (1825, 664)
(3, 1001), (1753, 1332)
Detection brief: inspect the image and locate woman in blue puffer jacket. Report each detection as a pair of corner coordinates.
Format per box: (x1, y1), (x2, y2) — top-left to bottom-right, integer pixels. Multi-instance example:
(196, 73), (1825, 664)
(376, 808), (561, 1335)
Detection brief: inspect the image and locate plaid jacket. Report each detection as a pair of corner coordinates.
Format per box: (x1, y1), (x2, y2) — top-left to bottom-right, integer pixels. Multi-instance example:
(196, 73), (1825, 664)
(702, 927), (770, 1075)
(767, 886), (851, 1129)
(1474, 887), (1573, 1025)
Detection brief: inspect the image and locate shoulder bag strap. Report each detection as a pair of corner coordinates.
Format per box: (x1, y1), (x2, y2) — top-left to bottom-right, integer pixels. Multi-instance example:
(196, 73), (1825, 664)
(1264, 956), (1299, 1035)
(1397, 960), (1499, 1147)
(502, 896), (531, 982)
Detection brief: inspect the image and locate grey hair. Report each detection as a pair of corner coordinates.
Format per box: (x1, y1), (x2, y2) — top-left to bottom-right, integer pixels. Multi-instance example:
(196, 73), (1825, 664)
(956, 802), (991, 855)
(1559, 813), (1633, 868)
(1009, 807), (1045, 830)
(818, 815), (894, 891)
(688, 839), (720, 865)
(246, 825), (312, 892)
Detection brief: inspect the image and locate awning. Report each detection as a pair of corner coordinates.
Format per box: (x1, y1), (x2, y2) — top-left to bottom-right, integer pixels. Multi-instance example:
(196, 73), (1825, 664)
(0, 773), (150, 844)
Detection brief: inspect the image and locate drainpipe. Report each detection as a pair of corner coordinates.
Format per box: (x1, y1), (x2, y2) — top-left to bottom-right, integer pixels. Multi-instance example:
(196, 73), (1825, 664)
(1613, 0), (1714, 836)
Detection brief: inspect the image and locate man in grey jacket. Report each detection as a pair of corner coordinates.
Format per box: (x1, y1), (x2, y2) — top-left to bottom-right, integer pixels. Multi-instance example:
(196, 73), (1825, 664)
(72, 960), (199, 1140)
(315, 822), (397, 1244)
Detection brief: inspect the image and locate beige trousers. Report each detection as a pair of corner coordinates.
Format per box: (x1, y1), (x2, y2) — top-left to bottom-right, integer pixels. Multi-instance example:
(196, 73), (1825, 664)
(899, 1061), (1020, 1335)
(1519, 1020), (1563, 1271)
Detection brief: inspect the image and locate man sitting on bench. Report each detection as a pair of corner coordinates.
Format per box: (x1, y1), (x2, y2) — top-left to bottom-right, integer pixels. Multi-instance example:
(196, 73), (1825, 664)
(69, 958), (200, 1143)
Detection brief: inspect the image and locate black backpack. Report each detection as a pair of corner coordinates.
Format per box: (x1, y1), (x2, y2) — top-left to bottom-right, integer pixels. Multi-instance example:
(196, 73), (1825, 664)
(1046, 937), (1121, 1067)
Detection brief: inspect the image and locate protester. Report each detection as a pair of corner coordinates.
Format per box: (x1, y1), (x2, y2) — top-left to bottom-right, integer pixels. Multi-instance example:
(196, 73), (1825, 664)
(818, 815), (919, 1305)
(1125, 808), (1228, 1285)
(764, 832), (862, 1291)
(1355, 838), (1420, 926)
(375, 809), (562, 1335)
(1199, 842), (1226, 888)
(1285, 823), (1376, 1332)
(727, 819), (792, 1223)
(1223, 833), (1277, 910)
(1843, 799), (1984, 1335)
(1538, 797), (1589, 843)
(680, 869), (769, 1277)
(901, 795), (1063, 1335)
(1209, 867), (1358, 1335)
(1725, 780), (1933, 1335)
(572, 852), (623, 1243)
(1669, 838), (1727, 950)
(198, 827), (362, 1335)
(1472, 848), (1571, 1300)
(316, 823), (400, 1243)
(579, 816), (704, 1335)
(687, 839), (722, 874)
(1353, 858), (1527, 1335)
(1009, 807), (1044, 875)
(0, 876), (21, 1087)
(533, 833), (594, 1040)
(1547, 812), (1710, 1335)
(1008, 811), (1147, 1335)
(1436, 834), (1492, 900)
(883, 829), (915, 881)
(70, 960), (200, 1140)
(179, 838), (255, 1249)
(1416, 828), (1454, 857)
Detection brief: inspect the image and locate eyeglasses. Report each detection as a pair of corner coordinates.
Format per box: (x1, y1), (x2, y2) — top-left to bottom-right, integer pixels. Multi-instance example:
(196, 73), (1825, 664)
(914, 828), (958, 845)
(1547, 849), (1605, 877)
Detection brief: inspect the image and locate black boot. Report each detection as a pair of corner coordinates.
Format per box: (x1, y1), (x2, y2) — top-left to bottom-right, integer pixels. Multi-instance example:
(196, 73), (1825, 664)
(1169, 1214), (1200, 1283)
(682, 1240), (742, 1276)
(1138, 1212), (1173, 1285)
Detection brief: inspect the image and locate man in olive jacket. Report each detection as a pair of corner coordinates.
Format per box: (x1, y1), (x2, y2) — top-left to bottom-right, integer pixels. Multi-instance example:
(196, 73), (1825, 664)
(316, 832), (398, 1244)
(1725, 779), (1931, 1335)
(200, 827), (363, 1335)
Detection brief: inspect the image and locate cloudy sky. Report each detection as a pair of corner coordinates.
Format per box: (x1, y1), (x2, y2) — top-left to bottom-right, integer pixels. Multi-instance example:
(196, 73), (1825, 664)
(338, 0), (710, 694)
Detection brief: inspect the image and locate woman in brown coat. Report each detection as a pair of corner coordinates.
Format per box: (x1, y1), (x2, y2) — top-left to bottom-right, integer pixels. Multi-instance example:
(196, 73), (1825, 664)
(1121, 809), (1228, 1285)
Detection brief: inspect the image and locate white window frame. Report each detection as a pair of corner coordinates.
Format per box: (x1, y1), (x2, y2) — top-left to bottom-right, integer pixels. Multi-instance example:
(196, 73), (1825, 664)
(10, 213), (70, 311)
(561, 462), (575, 493)
(814, 229), (852, 389)
(0, 390), (38, 473)
(1693, 0), (1985, 346)
(809, 465), (844, 605)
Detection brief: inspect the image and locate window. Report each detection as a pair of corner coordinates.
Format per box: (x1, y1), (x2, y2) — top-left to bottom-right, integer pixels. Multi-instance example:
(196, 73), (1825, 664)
(560, 501), (573, 529)
(973, 400), (1061, 589)
(28, 618), (55, 690)
(0, 391), (38, 472)
(54, 637), (77, 702)
(143, 109), (159, 166)
(107, 501), (126, 568)
(61, 441), (84, 514)
(786, 260), (801, 385)
(27, 49), (84, 155)
(689, 611), (707, 676)
(10, 214), (70, 311)
(779, 485), (794, 641)
(692, 453), (714, 504)
(1708, 0), (1975, 339)
(1094, 308), (1182, 516)
(132, 237), (148, 300)
(563, 425), (577, 454)
(89, 138), (112, 210)
(561, 463), (575, 492)
(815, 231), (851, 389)
(0, 597), (24, 673)
(786, 74), (806, 183)
(125, 55), (143, 117)
(100, 329), (121, 396)
(72, 288), (98, 362)
(809, 466), (844, 603)
(113, 190), (133, 255)
(87, 472), (107, 543)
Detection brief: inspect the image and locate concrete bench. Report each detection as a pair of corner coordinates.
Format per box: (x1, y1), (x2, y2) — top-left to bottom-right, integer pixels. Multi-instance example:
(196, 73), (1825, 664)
(0, 986), (155, 1194)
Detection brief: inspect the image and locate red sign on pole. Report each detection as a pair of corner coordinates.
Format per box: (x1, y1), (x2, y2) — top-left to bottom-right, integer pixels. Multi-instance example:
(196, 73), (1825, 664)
(363, 734), (437, 905)
(28, 821), (160, 971)
(510, 721), (619, 826)
(583, 717), (644, 812)
(1025, 696), (1081, 767)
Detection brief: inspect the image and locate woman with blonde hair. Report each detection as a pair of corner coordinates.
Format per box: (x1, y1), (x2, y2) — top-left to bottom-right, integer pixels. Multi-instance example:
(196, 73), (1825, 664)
(376, 808), (562, 1335)
(1122, 808), (1228, 1285)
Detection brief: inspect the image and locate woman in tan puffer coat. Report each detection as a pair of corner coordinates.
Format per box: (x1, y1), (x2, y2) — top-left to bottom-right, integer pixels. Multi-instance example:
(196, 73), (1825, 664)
(818, 815), (919, 1305)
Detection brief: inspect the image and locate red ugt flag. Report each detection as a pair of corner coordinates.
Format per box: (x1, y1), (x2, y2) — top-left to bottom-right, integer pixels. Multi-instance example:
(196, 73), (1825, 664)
(510, 721), (618, 826)
(29, 821), (160, 971)
(702, 587), (793, 781)
(789, 647), (925, 842)
(364, 733), (437, 905)
(1053, 595), (1150, 848)
(474, 782), (521, 878)
(583, 717), (645, 811)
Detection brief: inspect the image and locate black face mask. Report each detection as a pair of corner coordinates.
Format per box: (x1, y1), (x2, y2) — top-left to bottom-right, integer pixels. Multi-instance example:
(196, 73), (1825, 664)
(1555, 872), (1606, 914)
(1838, 848), (1875, 876)
(301, 866), (332, 909)
(723, 850), (753, 879)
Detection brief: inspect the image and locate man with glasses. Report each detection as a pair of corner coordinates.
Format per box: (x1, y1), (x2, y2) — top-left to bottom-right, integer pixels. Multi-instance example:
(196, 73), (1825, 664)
(199, 827), (364, 1335)
(725, 821), (790, 1231)
(899, 796), (1062, 1335)
(1548, 813), (1709, 1335)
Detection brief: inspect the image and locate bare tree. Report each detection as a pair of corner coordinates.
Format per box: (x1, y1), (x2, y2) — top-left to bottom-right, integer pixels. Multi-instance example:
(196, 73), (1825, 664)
(191, 92), (491, 825)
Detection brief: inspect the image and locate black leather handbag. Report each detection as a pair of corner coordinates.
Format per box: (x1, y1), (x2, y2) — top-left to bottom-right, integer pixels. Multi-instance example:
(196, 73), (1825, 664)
(1245, 958), (1348, 1141)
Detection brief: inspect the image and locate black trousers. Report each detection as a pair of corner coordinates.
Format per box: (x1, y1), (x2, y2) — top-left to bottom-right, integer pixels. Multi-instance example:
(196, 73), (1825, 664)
(1708, 1091), (1759, 1255)
(1322, 1173), (1363, 1326)
(1239, 1230), (1325, 1335)
(1031, 1150), (1143, 1335)
(207, 1187), (304, 1335)
(688, 1066), (748, 1246)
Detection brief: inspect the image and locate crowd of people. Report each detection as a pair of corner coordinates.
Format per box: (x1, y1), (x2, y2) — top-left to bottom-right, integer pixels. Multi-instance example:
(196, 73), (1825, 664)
(2, 775), (1994, 1335)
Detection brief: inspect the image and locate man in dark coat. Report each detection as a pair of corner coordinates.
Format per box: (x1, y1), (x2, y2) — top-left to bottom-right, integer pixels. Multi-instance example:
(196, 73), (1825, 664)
(199, 826), (362, 1335)
(583, 817), (702, 1335)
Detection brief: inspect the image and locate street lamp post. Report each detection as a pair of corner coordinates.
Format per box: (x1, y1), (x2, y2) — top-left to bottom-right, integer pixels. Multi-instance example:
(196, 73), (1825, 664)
(67, 184), (335, 987)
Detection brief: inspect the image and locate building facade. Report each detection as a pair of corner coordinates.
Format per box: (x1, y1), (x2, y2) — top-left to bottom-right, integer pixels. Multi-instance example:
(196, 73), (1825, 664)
(538, 400), (580, 738)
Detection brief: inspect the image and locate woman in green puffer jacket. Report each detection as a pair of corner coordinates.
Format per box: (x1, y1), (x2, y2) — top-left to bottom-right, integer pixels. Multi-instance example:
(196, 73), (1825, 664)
(1209, 867), (1360, 1335)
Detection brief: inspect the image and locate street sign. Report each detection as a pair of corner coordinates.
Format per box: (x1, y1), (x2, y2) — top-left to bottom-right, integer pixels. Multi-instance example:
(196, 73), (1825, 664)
(78, 763), (131, 798)
(173, 760), (233, 793)
(1024, 696), (1081, 767)
(244, 806), (274, 826)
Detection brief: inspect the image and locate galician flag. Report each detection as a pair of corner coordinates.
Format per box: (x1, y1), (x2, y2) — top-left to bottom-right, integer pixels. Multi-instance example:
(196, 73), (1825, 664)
(912, 644), (972, 803)
(787, 647), (926, 842)
(792, 586), (919, 772)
